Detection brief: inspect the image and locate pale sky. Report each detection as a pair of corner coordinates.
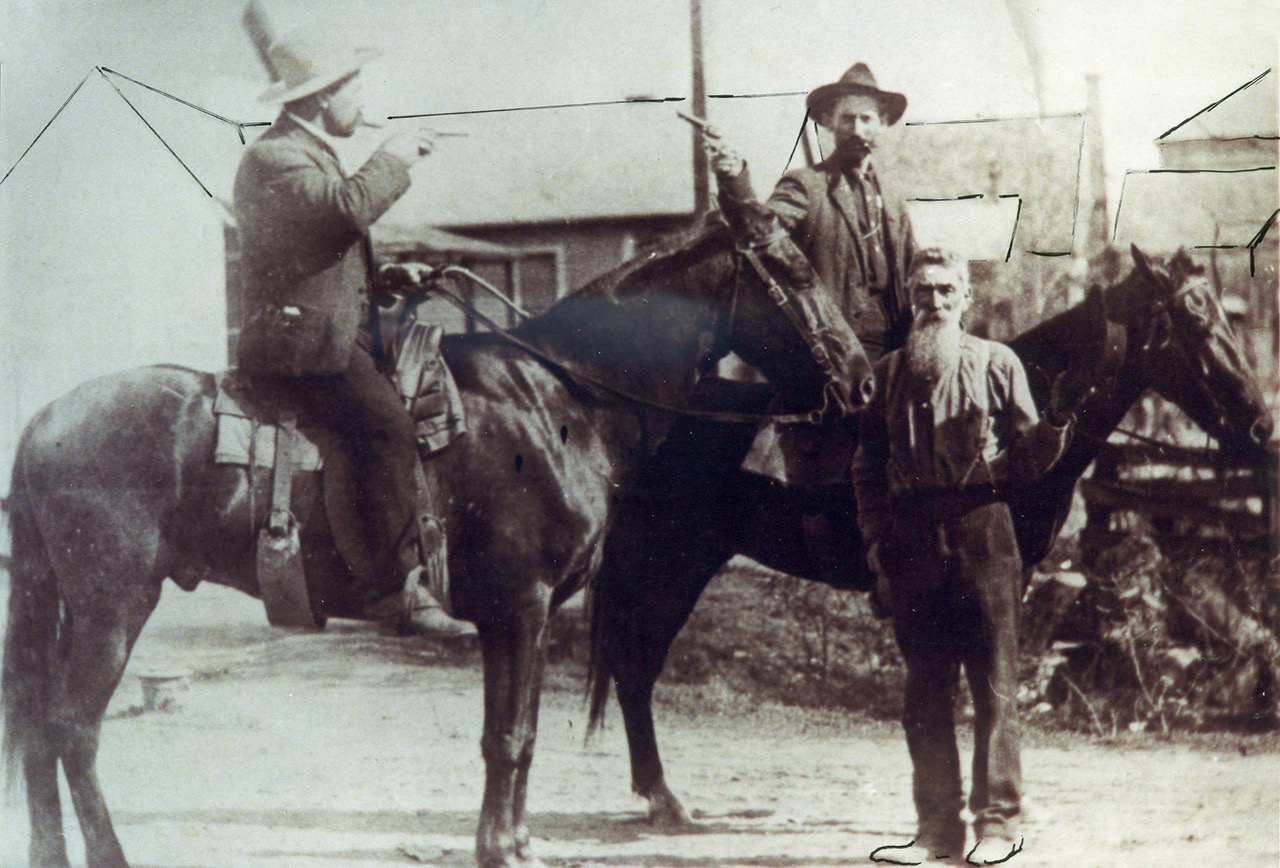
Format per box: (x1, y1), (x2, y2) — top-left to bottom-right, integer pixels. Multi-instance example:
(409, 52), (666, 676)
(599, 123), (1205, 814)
(0, 0), (1276, 483)
(2, 0), (1275, 211)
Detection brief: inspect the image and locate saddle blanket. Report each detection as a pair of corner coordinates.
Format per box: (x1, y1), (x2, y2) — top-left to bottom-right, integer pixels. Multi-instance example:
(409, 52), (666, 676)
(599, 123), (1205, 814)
(213, 381), (324, 470)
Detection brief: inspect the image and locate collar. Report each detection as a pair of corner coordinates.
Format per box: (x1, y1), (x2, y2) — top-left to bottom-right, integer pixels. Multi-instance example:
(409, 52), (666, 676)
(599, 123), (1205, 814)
(822, 157), (877, 189)
(285, 111), (349, 172)
(847, 161), (878, 188)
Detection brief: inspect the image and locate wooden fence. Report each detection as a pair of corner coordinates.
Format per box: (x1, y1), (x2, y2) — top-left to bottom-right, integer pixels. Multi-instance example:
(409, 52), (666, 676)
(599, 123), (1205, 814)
(1079, 438), (1277, 552)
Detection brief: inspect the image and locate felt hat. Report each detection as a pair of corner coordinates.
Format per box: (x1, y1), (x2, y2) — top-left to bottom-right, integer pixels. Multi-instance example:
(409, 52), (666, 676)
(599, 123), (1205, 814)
(806, 63), (906, 126)
(258, 21), (382, 104)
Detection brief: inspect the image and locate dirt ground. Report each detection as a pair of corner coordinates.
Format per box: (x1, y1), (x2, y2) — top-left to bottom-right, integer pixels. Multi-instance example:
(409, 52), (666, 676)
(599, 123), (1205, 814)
(1, 579), (1276, 868)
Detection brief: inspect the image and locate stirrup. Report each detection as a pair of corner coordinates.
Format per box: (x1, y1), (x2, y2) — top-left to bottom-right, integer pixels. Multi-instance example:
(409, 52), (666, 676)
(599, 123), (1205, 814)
(399, 515), (450, 626)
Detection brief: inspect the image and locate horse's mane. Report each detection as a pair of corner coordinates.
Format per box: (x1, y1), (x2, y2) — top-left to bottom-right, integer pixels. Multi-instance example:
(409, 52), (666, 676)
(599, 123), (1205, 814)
(546, 214), (730, 307)
(1103, 248), (1204, 321)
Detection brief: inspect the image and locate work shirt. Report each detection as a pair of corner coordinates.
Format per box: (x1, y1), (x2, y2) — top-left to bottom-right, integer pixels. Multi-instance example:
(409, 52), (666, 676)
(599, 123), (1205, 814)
(852, 334), (1070, 547)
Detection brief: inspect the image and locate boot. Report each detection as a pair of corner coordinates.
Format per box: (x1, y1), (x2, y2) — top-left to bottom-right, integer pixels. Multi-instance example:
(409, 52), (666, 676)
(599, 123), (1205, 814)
(397, 512), (474, 638)
(401, 565), (476, 637)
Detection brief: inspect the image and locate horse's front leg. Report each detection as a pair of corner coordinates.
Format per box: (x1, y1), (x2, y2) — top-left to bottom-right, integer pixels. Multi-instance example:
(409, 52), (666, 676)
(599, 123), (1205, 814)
(475, 601), (549, 868)
(511, 647), (546, 862)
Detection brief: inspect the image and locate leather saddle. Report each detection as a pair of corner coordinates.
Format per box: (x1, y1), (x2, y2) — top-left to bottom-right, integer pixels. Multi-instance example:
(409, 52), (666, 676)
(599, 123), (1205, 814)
(213, 321), (465, 627)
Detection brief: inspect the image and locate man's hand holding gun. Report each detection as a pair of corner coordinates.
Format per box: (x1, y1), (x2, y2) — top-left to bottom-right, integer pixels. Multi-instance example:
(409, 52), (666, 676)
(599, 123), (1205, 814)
(678, 110), (745, 178)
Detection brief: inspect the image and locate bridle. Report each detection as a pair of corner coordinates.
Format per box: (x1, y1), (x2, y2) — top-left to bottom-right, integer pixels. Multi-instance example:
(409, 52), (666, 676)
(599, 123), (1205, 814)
(1135, 271), (1241, 435)
(1073, 270), (1239, 457)
(719, 225), (848, 422)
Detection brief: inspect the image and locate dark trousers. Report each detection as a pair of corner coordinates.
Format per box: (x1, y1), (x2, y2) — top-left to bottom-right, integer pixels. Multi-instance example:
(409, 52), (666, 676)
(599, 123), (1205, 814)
(879, 495), (1023, 850)
(271, 345), (419, 596)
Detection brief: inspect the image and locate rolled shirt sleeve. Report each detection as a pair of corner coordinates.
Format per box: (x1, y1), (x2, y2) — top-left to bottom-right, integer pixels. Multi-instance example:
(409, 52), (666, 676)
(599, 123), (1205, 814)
(987, 344), (1071, 483)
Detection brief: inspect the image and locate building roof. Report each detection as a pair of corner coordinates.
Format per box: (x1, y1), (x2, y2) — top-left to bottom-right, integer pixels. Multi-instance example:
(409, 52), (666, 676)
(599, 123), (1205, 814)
(881, 114), (1085, 257)
(372, 222), (522, 260)
(1159, 69), (1278, 142)
(1112, 166), (1278, 251)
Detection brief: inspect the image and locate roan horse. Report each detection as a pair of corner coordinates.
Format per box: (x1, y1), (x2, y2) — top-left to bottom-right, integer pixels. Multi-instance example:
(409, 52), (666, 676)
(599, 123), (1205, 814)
(2, 207), (873, 868)
(586, 245), (1274, 825)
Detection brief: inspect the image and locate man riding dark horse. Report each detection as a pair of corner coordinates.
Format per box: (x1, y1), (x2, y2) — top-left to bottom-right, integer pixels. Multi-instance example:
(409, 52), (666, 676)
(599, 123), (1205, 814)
(233, 17), (465, 633)
(697, 63), (919, 590)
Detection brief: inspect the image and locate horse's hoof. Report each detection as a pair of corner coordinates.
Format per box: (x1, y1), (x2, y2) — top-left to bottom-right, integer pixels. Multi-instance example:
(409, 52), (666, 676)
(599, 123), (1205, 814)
(647, 786), (694, 830)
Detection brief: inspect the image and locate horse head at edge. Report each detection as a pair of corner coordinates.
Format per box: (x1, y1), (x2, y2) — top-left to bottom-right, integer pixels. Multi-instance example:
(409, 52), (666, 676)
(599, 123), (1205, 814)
(1127, 243), (1273, 456)
(715, 205), (874, 420)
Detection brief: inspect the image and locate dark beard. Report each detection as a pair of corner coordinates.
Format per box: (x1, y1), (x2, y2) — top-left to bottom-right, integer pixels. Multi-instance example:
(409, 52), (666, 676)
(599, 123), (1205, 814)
(905, 319), (963, 387)
(831, 137), (872, 169)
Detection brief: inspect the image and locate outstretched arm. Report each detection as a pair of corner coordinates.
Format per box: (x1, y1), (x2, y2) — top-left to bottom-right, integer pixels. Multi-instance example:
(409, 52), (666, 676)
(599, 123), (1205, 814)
(987, 347), (1072, 482)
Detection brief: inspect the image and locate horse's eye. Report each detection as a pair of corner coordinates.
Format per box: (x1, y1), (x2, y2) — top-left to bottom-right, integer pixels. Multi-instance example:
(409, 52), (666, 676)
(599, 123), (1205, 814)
(1178, 293), (1214, 331)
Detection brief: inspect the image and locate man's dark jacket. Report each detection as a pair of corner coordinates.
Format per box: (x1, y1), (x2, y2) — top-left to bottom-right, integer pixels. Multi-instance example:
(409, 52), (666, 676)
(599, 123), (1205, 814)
(234, 116), (411, 376)
(721, 156), (916, 360)
(764, 157), (916, 358)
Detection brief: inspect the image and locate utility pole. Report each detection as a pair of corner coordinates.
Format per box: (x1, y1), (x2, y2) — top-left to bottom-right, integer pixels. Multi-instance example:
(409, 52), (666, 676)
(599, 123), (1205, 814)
(690, 0), (710, 214)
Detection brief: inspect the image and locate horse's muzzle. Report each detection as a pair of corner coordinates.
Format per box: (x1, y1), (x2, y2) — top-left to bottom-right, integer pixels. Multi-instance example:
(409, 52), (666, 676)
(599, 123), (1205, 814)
(1250, 414), (1273, 447)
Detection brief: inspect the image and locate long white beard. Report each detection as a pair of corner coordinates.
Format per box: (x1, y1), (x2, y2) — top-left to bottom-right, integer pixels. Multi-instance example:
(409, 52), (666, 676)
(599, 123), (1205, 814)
(905, 319), (963, 387)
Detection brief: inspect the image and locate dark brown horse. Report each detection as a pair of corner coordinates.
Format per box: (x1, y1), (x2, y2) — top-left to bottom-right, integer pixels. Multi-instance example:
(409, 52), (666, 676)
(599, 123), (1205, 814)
(2, 208), (873, 868)
(586, 246), (1274, 825)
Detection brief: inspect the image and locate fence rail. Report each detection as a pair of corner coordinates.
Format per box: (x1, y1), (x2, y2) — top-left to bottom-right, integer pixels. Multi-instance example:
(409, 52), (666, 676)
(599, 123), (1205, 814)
(1082, 439), (1277, 545)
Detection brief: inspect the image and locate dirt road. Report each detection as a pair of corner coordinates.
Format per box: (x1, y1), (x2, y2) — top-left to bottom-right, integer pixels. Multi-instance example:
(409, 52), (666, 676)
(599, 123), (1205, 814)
(1, 581), (1276, 868)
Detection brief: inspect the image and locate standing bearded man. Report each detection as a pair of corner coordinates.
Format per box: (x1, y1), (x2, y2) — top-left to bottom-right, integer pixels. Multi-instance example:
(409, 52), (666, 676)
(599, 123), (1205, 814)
(853, 248), (1075, 865)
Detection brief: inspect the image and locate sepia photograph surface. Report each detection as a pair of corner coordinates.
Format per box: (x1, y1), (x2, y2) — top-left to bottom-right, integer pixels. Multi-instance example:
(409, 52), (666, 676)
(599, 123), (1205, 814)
(1, 2), (1276, 866)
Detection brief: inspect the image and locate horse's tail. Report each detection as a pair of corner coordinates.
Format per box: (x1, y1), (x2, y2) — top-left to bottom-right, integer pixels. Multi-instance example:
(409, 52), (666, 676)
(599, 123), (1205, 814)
(2, 429), (61, 801)
(584, 571), (619, 738)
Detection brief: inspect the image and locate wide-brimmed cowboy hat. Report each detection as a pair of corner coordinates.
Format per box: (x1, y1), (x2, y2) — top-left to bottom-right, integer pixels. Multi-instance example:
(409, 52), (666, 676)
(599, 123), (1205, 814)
(806, 63), (907, 126)
(258, 21), (383, 104)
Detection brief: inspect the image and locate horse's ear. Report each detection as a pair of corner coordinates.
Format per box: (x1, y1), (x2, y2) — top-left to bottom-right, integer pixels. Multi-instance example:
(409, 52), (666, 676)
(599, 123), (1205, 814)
(1130, 244), (1160, 283)
(1169, 247), (1201, 281)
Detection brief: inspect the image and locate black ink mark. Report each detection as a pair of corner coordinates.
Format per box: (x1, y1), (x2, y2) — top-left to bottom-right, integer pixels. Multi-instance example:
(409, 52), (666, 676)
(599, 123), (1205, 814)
(100, 67), (257, 129)
(1248, 209), (1279, 275)
(906, 112), (1082, 126)
(964, 835), (1025, 865)
(782, 108), (810, 177)
(99, 68), (271, 147)
(1006, 197), (1023, 262)
(1138, 166), (1277, 175)
(96, 68), (211, 197)
(387, 96), (685, 121)
(0, 69), (94, 189)
(1158, 69), (1272, 141)
(869, 838), (924, 864)
(707, 90), (807, 100)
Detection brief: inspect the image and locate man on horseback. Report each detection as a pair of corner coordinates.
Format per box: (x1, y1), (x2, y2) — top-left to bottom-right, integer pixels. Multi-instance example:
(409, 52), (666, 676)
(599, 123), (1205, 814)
(709, 62), (915, 364)
(853, 248), (1073, 865)
(698, 62), (918, 587)
(233, 19), (465, 634)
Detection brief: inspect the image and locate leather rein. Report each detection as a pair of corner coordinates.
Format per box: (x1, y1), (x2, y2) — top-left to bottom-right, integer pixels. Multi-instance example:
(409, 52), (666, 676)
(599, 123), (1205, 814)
(415, 236), (841, 426)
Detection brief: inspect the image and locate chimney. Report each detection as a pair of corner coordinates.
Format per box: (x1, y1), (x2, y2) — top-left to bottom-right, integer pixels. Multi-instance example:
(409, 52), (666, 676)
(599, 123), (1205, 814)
(1076, 73), (1110, 255)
